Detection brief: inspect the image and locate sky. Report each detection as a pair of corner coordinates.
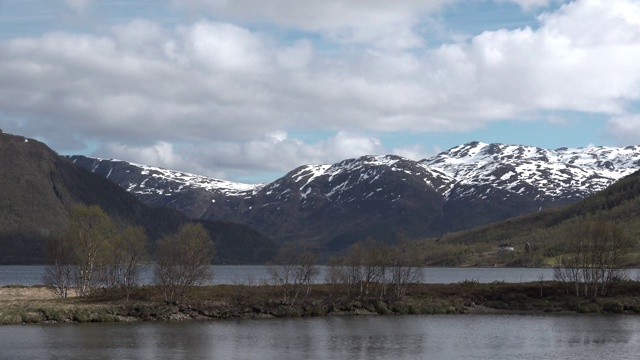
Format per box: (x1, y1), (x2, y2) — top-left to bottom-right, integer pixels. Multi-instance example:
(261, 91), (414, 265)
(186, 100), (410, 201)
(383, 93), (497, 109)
(1, 0), (640, 183)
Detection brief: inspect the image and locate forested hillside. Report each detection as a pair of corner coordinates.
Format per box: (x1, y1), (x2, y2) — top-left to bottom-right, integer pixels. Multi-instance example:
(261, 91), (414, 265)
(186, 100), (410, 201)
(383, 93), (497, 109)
(427, 171), (640, 266)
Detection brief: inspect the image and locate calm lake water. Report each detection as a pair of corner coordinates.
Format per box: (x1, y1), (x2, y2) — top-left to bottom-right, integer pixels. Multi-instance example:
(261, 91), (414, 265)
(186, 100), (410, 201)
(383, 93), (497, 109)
(1, 314), (639, 359)
(0, 265), (572, 286)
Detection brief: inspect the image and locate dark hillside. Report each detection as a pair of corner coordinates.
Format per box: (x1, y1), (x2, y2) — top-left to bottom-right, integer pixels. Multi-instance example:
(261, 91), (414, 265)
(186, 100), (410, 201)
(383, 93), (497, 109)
(435, 170), (640, 257)
(0, 132), (186, 263)
(195, 220), (277, 264)
(0, 133), (276, 264)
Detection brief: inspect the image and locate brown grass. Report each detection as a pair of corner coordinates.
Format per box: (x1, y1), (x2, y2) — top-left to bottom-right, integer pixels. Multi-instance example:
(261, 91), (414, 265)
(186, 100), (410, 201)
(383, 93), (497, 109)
(0, 286), (77, 304)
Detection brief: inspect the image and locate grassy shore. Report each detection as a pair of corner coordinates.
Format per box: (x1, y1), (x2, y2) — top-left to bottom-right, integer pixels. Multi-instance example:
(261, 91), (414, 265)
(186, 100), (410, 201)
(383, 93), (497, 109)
(2, 281), (640, 325)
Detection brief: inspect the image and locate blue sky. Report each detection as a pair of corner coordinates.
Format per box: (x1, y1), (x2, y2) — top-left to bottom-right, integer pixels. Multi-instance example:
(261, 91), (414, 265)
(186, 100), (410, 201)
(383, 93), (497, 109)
(1, 0), (640, 183)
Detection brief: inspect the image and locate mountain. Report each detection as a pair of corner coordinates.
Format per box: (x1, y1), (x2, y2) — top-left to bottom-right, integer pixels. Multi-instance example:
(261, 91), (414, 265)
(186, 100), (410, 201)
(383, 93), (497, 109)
(71, 155), (449, 255)
(422, 141), (640, 231)
(0, 132), (275, 264)
(431, 169), (640, 265)
(68, 155), (260, 220)
(69, 141), (640, 254)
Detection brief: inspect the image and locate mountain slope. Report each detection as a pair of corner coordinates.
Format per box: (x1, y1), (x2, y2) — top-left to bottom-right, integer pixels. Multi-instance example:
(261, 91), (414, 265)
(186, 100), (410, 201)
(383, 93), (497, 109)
(69, 156), (261, 220)
(424, 141), (639, 199)
(433, 170), (640, 263)
(204, 155), (450, 252)
(0, 132), (275, 264)
(69, 142), (640, 253)
(423, 142), (640, 232)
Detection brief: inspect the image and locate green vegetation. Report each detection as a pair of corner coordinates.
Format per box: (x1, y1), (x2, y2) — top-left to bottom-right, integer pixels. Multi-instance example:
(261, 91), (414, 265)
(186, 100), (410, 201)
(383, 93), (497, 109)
(44, 206), (217, 305)
(422, 172), (640, 267)
(0, 132), (276, 265)
(44, 205), (150, 299)
(155, 223), (215, 303)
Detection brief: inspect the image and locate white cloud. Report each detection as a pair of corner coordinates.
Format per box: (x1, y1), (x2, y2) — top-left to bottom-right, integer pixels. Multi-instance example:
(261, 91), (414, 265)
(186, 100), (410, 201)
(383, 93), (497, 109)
(2, 0), (640, 181)
(111, 19), (165, 52)
(102, 142), (187, 171)
(176, 0), (454, 49)
(96, 131), (386, 181)
(206, 131), (385, 177)
(65, 0), (93, 14)
(429, 0), (640, 118)
(498, 0), (553, 10)
(391, 144), (435, 161)
(182, 21), (269, 72)
(606, 115), (640, 145)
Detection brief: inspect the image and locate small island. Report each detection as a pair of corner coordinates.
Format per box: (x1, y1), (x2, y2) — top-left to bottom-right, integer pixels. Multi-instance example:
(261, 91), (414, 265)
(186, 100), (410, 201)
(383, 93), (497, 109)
(3, 279), (640, 326)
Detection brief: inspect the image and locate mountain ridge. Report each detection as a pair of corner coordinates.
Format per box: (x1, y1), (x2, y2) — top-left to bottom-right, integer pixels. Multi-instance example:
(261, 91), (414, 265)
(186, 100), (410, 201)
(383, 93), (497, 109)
(429, 168), (640, 267)
(0, 132), (276, 264)
(70, 141), (640, 253)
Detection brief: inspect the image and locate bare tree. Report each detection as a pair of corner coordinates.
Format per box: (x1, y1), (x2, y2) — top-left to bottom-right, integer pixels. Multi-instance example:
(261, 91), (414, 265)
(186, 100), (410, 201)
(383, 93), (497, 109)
(554, 224), (586, 296)
(387, 240), (424, 299)
(269, 241), (319, 305)
(97, 225), (148, 300)
(45, 205), (150, 299)
(65, 205), (115, 297)
(554, 221), (630, 297)
(43, 236), (74, 298)
(154, 223), (215, 303)
(117, 226), (148, 300)
(331, 239), (387, 299)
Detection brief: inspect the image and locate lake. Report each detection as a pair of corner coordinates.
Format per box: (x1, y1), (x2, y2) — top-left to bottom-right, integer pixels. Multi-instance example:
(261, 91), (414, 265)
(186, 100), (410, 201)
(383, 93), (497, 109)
(1, 314), (639, 359)
(0, 265), (575, 286)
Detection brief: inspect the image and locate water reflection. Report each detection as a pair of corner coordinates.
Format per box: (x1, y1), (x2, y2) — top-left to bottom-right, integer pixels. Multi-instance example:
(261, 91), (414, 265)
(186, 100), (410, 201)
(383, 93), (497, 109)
(551, 315), (635, 346)
(2, 315), (640, 360)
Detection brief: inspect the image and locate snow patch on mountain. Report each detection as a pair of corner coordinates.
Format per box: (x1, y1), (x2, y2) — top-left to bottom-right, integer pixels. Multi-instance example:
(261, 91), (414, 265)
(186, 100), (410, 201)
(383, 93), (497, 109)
(71, 156), (264, 197)
(287, 155), (454, 199)
(422, 142), (640, 199)
(72, 142), (640, 206)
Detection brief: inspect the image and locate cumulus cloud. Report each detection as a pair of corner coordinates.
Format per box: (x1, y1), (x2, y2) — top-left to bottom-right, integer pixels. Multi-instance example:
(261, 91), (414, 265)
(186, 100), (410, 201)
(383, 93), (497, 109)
(429, 0), (640, 118)
(102, 141), (187, 171)
(499, 0), (553, 10)
(175, 0), (454, 49)
(65, 0), (93, 14)
(95, 131), (386, 181)
(2, 0), (640, 180)
(211, 131), (385, 176)
(391, 144), (435, 161)
(606, 115), (640, 146)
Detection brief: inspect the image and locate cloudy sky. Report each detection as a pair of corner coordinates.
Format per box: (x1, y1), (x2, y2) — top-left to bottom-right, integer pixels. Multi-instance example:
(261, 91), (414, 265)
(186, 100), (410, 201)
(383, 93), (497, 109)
(1, 0), (640, 183)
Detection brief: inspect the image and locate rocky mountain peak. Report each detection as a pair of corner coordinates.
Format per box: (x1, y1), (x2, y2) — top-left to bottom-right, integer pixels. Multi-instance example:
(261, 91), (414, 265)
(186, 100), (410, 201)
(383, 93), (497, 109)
(70, 142), (640, 249)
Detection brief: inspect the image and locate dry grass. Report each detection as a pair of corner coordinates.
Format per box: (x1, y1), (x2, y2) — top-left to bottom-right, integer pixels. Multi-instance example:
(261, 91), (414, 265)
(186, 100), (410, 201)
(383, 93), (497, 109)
(0, 286), (75, 304)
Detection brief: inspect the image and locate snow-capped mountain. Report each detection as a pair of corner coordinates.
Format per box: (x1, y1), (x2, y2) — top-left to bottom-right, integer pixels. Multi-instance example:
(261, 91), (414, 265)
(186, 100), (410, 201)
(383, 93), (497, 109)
(423, 141), (640, 199)
(69, 142), (640, 251)
(70, 156), (263, 219)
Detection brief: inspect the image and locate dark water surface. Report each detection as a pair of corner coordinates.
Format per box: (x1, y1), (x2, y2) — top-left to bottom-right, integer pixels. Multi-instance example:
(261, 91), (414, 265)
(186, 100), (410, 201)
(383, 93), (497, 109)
(0, 265), (568, 286)
(1, 315), (639, 359)
(5, 265), (640, 286)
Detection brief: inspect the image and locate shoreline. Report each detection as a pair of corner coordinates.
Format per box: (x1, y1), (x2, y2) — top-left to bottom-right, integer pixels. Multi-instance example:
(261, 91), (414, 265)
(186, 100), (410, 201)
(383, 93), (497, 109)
(2, 282), (640, 325)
